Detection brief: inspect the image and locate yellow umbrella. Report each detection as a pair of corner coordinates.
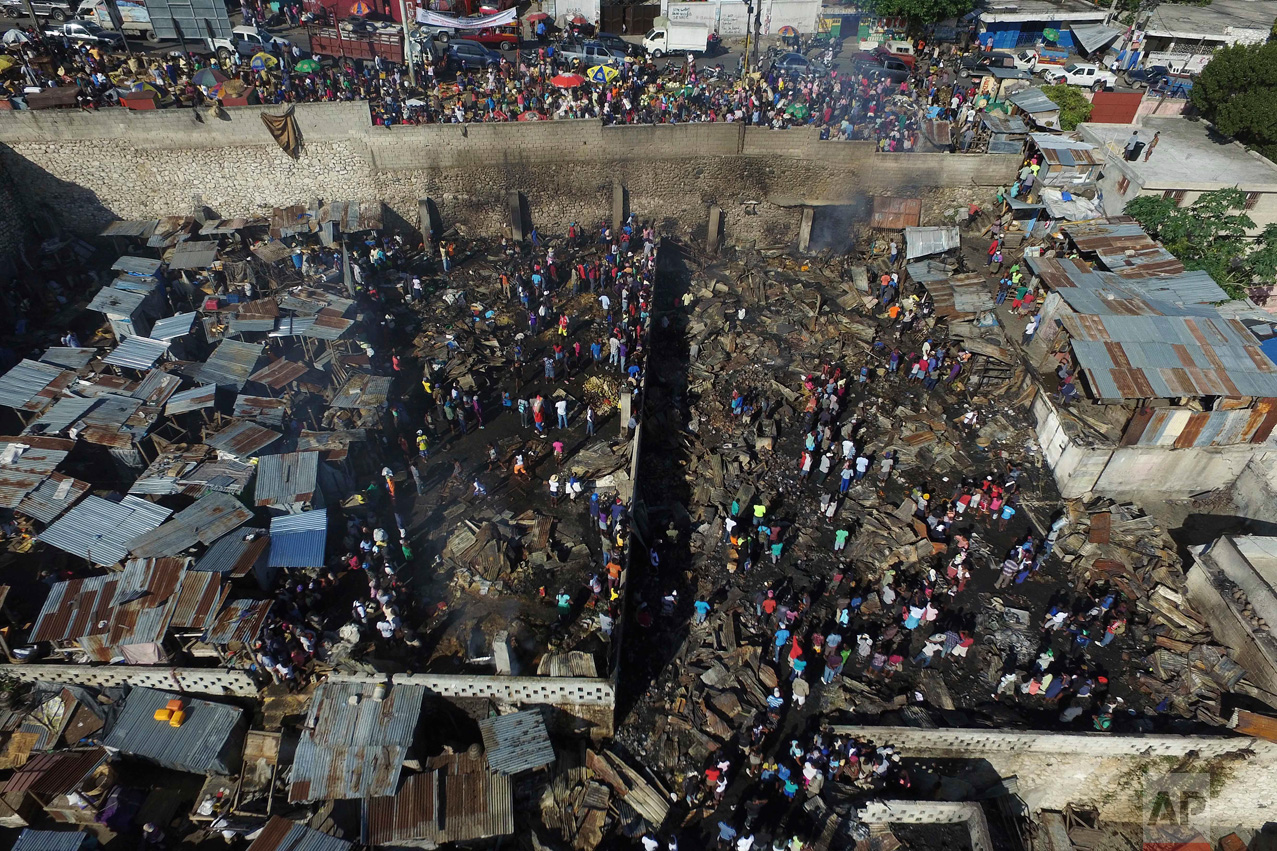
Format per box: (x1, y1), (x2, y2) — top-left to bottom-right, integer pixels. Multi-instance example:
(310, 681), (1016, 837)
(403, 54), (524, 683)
(0, 56), (16, 73)
(250, 52), (278, 72)
(587, 64), (618, 84)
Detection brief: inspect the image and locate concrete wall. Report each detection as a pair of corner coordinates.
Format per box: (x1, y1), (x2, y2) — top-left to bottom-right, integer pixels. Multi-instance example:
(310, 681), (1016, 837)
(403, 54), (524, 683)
(0, 103), (1019, 248)
(833, 725), (1277, 826)
(857, 801), (993, 851)
(1186, 538), (1277, 697)
(0, 663), (259, 696)
(1031, 390), (1273, 505)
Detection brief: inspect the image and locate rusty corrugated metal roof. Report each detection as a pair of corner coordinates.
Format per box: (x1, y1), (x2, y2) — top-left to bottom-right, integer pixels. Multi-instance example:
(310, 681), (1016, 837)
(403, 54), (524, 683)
(203, 597), (272, 645)
(248, 817), (351, 851)
(249, 359), (310, 390)
(478, 709), (555, 775)
(128, 492), (252, 558)
(870, 197), (922, 230)
(362, 751), (513, 846)
(0, 361), (75, 413)
(331, 375), (392, 408)
(205, 421), (282, 459)
(2, 748), (107, 796)
(168, 570), (228, 630)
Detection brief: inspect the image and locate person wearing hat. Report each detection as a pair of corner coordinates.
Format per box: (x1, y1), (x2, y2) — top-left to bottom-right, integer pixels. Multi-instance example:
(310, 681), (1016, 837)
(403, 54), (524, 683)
(549, 474), (560, 506)
(416, 430), (429, 459)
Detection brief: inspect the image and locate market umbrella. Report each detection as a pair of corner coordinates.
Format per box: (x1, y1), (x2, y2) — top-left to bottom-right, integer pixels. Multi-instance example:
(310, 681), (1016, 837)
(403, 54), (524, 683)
(551, 73), (586, 87)
(1043, 27), (1059, 41)
(294, 58), (321, 72)
(1, 29), (30, 45)
(587, 63), (618, 83)
(785, 101), (809, 119)
(568, 14), (587, 24)
(350, 0), (372, 14)
(0, 55), (16, 73)
(191, 66), (228, 88)
(525, 11), (549, 22)
(778, 25), (798, 36)
(250, 52), (278, 71)
(517, 110), (543, 120)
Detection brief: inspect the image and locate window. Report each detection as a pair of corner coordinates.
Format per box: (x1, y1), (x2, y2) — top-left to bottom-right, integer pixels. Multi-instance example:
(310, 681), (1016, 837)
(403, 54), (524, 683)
(1116, 175), (1130, 194)
(1245, 192), (1262, 210)
(1163, 189), (1186, 206)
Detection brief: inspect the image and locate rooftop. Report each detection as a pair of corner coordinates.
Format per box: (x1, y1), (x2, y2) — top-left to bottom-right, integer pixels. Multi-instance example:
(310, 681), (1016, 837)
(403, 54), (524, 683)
(101, 686), (244, 775)
(1078, 118), (1277, 192)
(1143, 0), (1277, 39)
(979, 0), (1107, 23)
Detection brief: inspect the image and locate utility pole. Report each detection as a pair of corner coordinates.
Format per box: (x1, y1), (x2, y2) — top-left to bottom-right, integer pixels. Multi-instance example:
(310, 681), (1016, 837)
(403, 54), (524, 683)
(400, 0), (416, 84)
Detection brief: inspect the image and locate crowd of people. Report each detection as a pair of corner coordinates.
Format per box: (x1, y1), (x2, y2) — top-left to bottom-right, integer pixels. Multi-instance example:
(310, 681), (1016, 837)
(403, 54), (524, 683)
(6, 19), (998, 151)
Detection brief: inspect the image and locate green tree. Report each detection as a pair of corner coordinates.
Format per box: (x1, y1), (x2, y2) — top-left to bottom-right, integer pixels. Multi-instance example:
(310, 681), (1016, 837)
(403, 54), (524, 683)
(1040, 84), (1093, 130)
(1125, 188), (1261, 298)
(1190, 41), (1277, 161)
(870, 0), (973, 25)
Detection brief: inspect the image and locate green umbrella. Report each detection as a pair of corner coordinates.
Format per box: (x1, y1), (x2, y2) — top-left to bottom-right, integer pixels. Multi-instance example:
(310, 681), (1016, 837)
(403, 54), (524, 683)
(1043, 27), (1059, 41)
(295, 58), (321, 73)
(786, 101), (810, 120)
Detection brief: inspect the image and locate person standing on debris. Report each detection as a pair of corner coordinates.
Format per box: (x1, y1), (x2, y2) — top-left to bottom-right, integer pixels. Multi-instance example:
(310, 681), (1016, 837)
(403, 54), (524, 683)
(556, 398), (569, 430)
(694, 597), (711, 624)
(773, 625), (791, 663)
(1023, 312), (1041, 345)
(834, 528), (850, 553)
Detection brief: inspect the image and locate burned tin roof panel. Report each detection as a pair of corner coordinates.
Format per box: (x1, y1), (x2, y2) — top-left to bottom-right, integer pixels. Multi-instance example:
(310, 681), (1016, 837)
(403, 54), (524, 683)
(29, 573), (116, 643)
(102, 686), (243, 775)
(3, 747), (108, 795)
(38, 347), (97, 371)
(151, 312), (198, 341)
(289, 681), (425, 802)
(197, 340), (263, 390)
(234, 394), (288, 427)
(131, 370), (183, 408)
(101, 219), (159, 239)
(0, 360), (74, 412)
(362, 752), (514, 846)
(247, 817), (352, 851)
(16, 473), (91, 524)
(870, 197), (923, 230)
(167, 241), (219, 270)
(24, 396), (98, 437)
(205, 420), (281, 459)
(331, 375), (392, 409)
(168, 570), (227, 630)
(166, 384), (217, 416)
(478, 709), (555, 775)
(38, 494), (173, 565)
(249, 359), (310, 390)
(194, 532), (270, 576)
(203, 597), (272, 644)
(128, 492), (252, 558)
(103, 336), (170, 371)
(303, 309), (354, 341)
(255, 452), (319, 507)
(268, 510), (327, 568)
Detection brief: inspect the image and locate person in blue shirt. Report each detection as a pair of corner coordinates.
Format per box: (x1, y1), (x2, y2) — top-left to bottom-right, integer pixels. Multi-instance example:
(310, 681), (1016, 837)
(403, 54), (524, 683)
(694, 599), (711, 624)
(773, 627), (791, 662)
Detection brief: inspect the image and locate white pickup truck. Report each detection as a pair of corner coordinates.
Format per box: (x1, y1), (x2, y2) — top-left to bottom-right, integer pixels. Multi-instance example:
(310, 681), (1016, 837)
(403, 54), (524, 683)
(1041, 62), (1116, 92)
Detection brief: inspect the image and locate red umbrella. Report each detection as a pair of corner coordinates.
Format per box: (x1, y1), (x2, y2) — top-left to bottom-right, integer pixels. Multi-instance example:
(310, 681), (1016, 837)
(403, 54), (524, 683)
(568, 14), (587, 24)
(551, 73), (586, 87)
(525, 11), (549, 21)
(517, 110), (544, 120)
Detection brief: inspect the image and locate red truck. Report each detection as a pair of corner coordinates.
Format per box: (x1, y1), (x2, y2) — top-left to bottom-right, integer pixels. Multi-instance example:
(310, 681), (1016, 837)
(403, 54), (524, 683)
(458, 24), (518, 51)
(307, 25), (406, 62)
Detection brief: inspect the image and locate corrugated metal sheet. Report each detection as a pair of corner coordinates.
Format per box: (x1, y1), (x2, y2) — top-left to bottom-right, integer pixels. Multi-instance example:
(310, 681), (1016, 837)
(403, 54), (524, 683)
(74, 394), (147, 448)
(304, 308), (355, 341)
(127, 492), (252, 557)
(229, 316), (278, 333)
(103, 336), (170, 371)
(234, 395), (288, 427)
(131, 370), (183, 409)
(270, 316), (317, 337)
(22, 393), (96, 434)
(3, 748), (107, 795)
(1089, 90), (1143, 124)
(38, 347), (97, 371)
(362, 752), (514, 846)
(29, 573), (116, 644)
(981, 113), (1028, 135)
(297, 429), (367, 462)
(12, 829), (94, 851)
(1007, 87), (1059, 115)
(870, 197), (922, 230)
(16, 473), (90, 524)
(38, 494), (173, 565)
(168, 241), (219, 270)
(247, 817), (351, 851)
(166, 384), (217, 415)
(1122, 404), (1277, 448)
(255, 452), (319, 507)
(203, 597), (272, 644)
(112, 256), (163, 277)
(101, 219), (159, 239)
(904, 226), (960, 260)
(197, 340), (263, 390)
(168, 570), (227, 630)
(478, 709), (555, 775)
(194, 532), (270, 576)
(106, 557), (186, 651)
(0, 436), (74, 508)
(205, 420), (281, 459)
(129, 446), (210, 495)
(331, 375), (392, 408)
(269, 510), (328, 568)
(0, 360), (74, 413)
(182, 458), (256, 496)
(249, 359), (310, 390)
(102, 686), (242, 775)
(151, 312), (198, 341)
(87, 285), (147, 317)
(289, 681), (425, 802)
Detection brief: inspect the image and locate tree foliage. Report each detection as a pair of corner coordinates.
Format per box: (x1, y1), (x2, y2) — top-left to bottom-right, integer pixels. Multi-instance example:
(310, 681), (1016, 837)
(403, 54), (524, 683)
(871, 0), (973, 25)
(1125, 188), (1277, 299)
(1040, 84), (1093, 130)
(1190, 41), (1277, 161)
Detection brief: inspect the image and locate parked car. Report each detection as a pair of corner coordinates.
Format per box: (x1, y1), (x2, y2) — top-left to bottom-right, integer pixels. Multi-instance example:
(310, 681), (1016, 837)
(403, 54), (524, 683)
(44, 19), (122, 45)
(961, 49), (1016, 78)
(1, 0), (74, 21)
(558, 36), (625, 66)
(1118, 64), (1171, 89)
(447, 38), (501, 70)
(1041, 61), (1116, 91)
(850, 51), (909, 83)
(459, 24), (518, 51)
(594, 30), (636, 57)
(206, 24), (292, 65)
(773, 51), (824, 76)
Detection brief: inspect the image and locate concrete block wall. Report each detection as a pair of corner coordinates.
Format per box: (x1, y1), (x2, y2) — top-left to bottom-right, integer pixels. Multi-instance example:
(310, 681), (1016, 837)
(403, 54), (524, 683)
(0, 663), (259, 696)
(830, 725), (1270, 758)
(858, 801), (994, 851)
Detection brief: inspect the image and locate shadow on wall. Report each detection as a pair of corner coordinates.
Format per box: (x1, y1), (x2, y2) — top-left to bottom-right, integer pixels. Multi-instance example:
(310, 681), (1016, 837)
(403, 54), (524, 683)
(0, 143), (117, 237)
